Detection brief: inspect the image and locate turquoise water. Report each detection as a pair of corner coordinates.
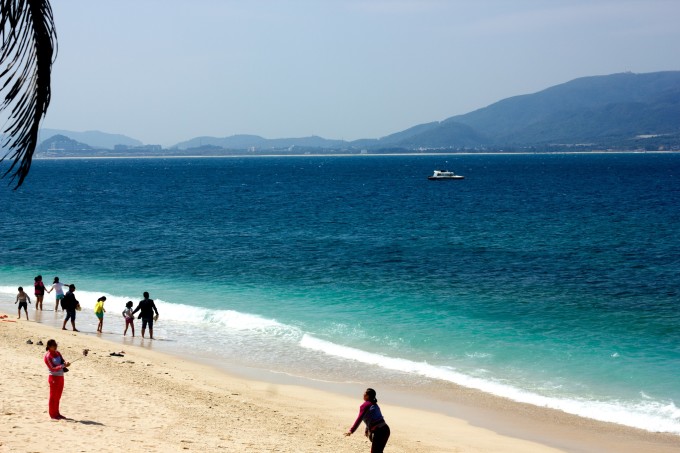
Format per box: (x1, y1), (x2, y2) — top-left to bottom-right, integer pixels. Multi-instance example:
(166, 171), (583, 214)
(1, 154), (679, 433)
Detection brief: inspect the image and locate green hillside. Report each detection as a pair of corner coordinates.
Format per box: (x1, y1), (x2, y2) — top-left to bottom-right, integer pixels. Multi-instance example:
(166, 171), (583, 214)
(445, 71), (680, 146)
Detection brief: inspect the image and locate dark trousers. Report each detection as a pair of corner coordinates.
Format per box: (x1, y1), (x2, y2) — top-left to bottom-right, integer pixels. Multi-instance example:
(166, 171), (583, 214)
(64, 308), (76, 322)
(371, 424), (390, 453)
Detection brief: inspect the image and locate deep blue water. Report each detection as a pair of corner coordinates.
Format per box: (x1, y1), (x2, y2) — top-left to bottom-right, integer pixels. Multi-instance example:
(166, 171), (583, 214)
(1, 153), (679, 433)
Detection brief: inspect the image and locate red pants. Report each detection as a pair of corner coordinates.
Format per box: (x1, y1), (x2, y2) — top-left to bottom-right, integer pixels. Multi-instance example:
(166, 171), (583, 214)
(48, 375), (64, 418)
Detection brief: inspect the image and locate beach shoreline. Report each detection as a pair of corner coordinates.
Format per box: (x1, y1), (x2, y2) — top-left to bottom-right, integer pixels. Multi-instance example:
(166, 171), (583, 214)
(1, 305), (678, 453)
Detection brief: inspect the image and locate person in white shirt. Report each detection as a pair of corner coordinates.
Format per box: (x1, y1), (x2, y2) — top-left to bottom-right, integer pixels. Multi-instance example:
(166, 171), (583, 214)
(122, 301), (135, 337)
(47, 276), (67, 311)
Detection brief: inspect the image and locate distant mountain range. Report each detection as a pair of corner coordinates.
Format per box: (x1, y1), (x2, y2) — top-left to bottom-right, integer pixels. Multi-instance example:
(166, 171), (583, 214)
(37, 134), (92, 153)
(174, 134), (347, 151)
(441, 70), (680, 146)
(39, 129), (143, 149)
(358, 70), (680, 150)
(38, 71), (680, 155)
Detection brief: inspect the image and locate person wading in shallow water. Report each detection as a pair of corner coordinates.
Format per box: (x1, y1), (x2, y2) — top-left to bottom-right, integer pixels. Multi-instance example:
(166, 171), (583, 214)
(61, 284), (79, 332)
(34, 275), (46, 311)
(132, 292), (159, 339)
(15, 286), (31, 320)
(345, 388), (391, 453)
(47, 277), (67, 311)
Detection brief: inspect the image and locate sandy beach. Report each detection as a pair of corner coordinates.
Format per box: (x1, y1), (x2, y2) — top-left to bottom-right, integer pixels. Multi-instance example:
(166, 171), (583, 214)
(1, 310), (678, 453)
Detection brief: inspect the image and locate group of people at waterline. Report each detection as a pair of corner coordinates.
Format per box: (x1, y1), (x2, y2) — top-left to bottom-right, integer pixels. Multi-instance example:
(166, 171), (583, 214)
(15, 275), (160, 339)
(22, 275), (391, 451)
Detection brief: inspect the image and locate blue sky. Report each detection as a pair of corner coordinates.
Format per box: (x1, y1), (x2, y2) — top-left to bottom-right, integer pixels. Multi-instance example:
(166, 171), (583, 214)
(42, 0), (680, 146)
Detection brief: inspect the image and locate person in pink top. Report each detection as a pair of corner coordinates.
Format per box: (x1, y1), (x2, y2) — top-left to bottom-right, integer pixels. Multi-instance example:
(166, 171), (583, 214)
(34, 275), (46, 311)
(345, 388), (390, 453)
(43, 339), (70, 420)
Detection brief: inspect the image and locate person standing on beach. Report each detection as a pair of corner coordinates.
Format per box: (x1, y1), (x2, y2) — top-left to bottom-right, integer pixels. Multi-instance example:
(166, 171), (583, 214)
(61, 284), (80, 332)
(47, 277), (66, 311)
(44, 339), (70, 420)
(34, 275), (46, 311)
(94, 296), (106, 333)
(345, 388), (390, 453)
(122, 301), (135, 337)
(132, 292), (159, 339)
(15, 287), (31, 320)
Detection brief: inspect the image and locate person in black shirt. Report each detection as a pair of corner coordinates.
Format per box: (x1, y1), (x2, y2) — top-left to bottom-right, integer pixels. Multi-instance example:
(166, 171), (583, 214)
(61, 284), (79, 332)
(132, 291), (159, 339)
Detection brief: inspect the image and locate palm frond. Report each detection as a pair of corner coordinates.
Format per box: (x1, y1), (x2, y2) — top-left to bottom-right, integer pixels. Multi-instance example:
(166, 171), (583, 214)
(0, 0), (56, 188)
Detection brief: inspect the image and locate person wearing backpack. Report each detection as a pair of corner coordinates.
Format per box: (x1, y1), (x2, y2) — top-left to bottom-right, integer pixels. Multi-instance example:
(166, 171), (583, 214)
(345, 388), (390, 453)
(132, 292), (159, 339)
(61, 284), (80, 332)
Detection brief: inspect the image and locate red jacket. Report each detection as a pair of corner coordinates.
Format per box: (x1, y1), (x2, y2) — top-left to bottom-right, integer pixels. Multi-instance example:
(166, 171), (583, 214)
(44, 350), (65, 376)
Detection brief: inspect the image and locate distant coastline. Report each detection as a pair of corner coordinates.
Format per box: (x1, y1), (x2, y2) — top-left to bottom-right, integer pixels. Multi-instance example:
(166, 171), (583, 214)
(35, 72), (680, 157)
(34, 149), (680, 160)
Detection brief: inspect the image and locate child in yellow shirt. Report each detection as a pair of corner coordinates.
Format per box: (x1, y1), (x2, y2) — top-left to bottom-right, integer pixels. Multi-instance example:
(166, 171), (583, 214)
(94, 296), (106, 333)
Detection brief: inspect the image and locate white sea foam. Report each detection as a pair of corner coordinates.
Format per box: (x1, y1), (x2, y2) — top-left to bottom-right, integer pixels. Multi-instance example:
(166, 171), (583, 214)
(299, 334), (680, 434)
(0, 285), (299, 338)
(3, 283), (678, 434)
(465, 352), (491, 359)
(81, 291), (301, 338)
(0, 286), (17, 296)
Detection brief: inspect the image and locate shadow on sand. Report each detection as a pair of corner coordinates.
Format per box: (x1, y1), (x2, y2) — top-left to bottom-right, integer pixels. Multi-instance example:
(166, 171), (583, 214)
(73, 419), (105, 426)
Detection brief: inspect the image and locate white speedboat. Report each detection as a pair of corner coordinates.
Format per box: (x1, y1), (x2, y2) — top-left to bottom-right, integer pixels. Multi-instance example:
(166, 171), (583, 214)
(428, 170), (464, 180)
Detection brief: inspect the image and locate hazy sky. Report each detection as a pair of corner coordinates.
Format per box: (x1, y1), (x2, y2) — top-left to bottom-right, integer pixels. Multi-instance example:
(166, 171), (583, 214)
(42, 0), (680, 146)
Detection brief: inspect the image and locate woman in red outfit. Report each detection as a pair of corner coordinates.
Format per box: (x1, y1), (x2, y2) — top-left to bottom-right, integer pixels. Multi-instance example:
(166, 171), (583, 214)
(43, 339), (70, 420)
(345, 388), (390, 453)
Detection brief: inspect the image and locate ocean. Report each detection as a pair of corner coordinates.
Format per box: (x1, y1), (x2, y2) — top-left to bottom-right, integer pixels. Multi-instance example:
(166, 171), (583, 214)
(1, 153), (679, 434)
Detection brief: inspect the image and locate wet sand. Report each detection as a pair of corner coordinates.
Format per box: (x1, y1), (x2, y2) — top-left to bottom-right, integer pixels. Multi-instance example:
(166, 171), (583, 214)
(1, 307), (678, 453)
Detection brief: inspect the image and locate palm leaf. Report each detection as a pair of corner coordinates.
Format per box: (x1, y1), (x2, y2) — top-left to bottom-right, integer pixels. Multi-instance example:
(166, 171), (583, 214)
(0, 0), (56, 188)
